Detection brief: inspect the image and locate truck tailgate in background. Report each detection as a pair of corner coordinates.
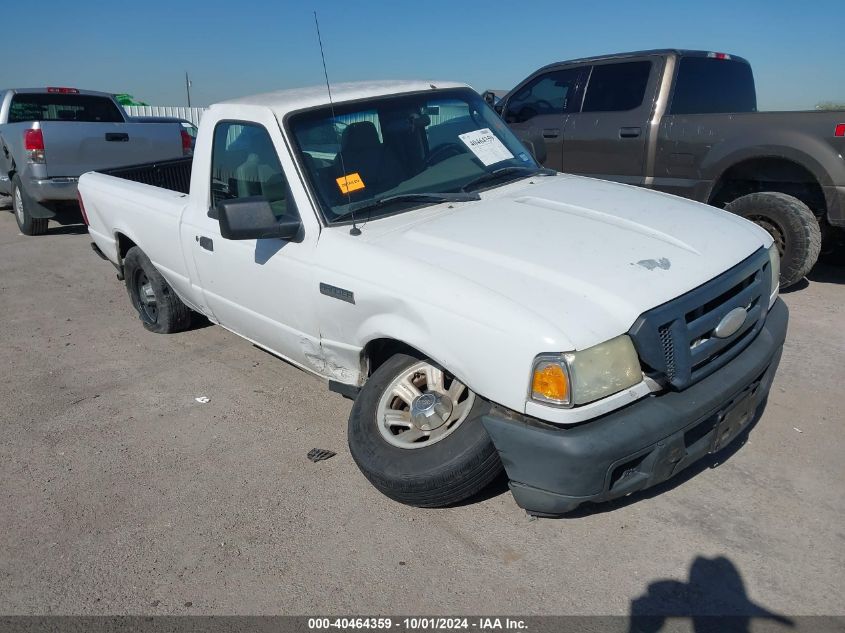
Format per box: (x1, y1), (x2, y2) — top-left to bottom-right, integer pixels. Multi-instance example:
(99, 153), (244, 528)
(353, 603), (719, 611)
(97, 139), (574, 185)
(40, 122), (183, 178)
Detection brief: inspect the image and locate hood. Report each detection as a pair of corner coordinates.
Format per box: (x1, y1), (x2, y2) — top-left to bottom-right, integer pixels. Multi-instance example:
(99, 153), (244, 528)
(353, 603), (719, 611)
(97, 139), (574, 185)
(363, 174), (770, 350)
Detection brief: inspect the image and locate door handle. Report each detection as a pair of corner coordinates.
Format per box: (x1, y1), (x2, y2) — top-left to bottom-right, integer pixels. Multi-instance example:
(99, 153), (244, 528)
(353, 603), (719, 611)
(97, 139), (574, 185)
(542, 128), (561, 139)
(619, 127), (642, 139)
(105, 132), (129, 142)
(197, 236), (214, 251)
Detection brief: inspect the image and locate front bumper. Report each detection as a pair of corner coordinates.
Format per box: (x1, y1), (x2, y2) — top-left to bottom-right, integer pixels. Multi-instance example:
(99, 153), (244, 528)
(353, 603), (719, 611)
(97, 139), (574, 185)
(482, 298), (788, 516)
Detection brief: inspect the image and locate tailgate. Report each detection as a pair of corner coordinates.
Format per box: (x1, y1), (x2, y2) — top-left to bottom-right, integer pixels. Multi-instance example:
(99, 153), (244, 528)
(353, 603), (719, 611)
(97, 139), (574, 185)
(40, 122), (183, 177)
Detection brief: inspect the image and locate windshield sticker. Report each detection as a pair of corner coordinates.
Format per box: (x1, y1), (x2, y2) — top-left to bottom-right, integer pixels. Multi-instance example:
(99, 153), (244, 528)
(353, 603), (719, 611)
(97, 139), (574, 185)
(336, 172), (365, 194)
(518, 152), (531, 162)
(458, 128), (514, 166)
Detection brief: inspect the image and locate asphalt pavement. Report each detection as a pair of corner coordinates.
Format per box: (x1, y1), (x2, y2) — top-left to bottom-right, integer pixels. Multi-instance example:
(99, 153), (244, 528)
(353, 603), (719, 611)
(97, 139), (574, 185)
(0, 205), (842, 617)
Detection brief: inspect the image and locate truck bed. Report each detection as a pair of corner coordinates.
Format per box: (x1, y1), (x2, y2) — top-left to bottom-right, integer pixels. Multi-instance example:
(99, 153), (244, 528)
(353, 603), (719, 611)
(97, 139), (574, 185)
(81, 167), (195, 305)
(98, 156), (193, 194)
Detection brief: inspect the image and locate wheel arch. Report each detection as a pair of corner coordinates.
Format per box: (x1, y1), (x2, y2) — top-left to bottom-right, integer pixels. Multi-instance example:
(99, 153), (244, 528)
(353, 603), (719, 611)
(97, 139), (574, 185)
(707, 152), (828, 217)
(114, 231), (138, 264)
(358, 333), (476, 396)
(361, 338), (428, 378)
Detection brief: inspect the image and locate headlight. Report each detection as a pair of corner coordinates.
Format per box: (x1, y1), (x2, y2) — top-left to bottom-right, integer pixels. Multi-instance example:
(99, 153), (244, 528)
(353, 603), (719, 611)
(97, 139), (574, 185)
(530, 335), (642, 407)
(767, 244), (780, 306)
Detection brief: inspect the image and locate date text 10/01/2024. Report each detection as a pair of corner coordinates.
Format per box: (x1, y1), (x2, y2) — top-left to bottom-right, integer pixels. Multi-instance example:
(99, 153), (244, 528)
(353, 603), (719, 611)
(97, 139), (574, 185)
(307, 617), (528, 630)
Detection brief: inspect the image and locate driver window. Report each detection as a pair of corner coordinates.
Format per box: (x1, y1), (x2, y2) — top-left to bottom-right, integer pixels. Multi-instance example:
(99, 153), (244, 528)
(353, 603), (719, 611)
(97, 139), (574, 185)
(505, 67), (583, 124)
(210, 121), (290, 218)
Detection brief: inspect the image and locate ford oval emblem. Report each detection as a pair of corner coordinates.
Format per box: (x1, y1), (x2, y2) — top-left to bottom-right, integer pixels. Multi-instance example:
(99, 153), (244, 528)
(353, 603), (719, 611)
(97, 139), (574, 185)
(714, 307), (747, 339)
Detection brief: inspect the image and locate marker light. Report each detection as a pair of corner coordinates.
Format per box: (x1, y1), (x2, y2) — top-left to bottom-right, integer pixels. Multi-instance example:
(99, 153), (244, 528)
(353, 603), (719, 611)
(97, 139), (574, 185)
(531, 360), (570, 405)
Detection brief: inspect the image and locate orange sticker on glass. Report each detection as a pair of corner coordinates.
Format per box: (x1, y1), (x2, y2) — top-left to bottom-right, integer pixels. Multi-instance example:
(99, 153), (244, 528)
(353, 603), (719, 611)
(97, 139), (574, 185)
(336, 172), (365, 194)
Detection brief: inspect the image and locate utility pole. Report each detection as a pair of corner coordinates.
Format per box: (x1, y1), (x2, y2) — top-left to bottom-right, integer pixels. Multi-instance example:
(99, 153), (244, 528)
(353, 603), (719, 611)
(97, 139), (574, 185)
(185, 72), (192, 108)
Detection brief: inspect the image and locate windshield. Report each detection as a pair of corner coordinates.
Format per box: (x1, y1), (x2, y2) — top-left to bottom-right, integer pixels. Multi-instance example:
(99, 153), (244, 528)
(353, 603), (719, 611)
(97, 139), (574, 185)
(287, 88), (543, 224)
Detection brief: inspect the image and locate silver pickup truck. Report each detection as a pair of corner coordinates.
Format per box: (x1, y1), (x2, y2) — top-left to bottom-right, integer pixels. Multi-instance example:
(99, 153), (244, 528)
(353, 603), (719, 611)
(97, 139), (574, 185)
(0, 87), (191, 235)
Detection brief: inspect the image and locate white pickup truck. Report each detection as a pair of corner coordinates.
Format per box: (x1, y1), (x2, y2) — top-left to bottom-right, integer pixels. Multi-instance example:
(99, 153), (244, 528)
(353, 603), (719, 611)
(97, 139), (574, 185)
(79, 80), (788, 516)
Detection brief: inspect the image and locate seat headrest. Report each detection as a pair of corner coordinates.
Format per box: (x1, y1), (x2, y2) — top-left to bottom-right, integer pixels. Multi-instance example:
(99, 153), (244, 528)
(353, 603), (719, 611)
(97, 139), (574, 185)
(341, 121), (380, 151)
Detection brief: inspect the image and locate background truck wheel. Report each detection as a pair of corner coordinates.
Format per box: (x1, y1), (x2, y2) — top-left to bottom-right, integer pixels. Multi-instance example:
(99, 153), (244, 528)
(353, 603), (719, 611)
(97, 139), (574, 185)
(348, 353), (503, 508)
(725, 192), (821, 289)
(123, 246), (192, 334)
(12, 176), (48, 236)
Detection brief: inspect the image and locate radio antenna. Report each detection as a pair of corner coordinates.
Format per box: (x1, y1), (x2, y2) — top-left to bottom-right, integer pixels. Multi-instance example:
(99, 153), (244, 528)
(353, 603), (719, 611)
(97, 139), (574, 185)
(314, 11), (360, 236)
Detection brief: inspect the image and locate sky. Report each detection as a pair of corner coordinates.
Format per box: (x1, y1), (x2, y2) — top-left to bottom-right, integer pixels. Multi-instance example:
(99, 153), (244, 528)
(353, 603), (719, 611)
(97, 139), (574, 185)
(3, 0), (844, 111)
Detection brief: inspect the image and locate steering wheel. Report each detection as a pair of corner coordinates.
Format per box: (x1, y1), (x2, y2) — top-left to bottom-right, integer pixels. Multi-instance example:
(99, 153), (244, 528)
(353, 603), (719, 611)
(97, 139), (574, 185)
(426, 143), (465, 166)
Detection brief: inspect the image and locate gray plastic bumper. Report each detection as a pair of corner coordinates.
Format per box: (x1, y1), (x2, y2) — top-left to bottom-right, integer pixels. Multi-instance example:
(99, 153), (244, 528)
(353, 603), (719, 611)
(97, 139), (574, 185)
(482, 298), (789, 516)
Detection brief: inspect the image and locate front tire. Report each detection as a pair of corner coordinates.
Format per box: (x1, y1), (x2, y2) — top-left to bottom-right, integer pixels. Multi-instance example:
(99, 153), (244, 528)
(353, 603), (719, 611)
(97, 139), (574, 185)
(348, 353), (503, 508)
(123, 246), (192, 333)
(725, 192), (821, 289)
(12, 176), (48, 236)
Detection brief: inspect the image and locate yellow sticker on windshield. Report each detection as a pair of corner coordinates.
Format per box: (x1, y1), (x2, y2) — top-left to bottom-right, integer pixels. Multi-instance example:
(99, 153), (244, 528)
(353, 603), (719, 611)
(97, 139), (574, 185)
(336, 172), (365, 194)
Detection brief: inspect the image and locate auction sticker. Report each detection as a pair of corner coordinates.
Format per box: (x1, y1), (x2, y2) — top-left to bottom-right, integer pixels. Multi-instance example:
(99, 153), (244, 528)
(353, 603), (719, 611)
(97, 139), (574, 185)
(458, 128), (514, 166)
(336, 172), (365, 194)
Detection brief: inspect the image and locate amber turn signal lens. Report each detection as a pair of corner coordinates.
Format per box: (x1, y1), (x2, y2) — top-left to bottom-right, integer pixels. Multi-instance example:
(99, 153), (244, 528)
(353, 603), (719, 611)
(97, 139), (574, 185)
(532, 362), (569, 403)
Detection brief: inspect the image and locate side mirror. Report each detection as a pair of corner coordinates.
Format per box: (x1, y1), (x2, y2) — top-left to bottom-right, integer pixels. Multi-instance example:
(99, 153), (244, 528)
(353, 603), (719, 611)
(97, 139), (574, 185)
(217, 197), (302, 241)
(481, 90), (496, 105)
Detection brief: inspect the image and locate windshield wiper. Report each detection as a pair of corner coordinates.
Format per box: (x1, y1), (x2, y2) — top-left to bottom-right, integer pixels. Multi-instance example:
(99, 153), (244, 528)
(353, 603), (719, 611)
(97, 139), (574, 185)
(460, 166), (556, 193)
(332, 192), (480, 223)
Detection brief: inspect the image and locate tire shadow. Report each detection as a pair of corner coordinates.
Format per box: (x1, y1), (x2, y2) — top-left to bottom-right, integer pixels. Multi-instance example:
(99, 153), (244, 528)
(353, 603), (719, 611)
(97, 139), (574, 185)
(187, 313), (215, 331)
(449, 470), (511, 507)
(807, 261), (845, 285)
(45, 223), (89, 236)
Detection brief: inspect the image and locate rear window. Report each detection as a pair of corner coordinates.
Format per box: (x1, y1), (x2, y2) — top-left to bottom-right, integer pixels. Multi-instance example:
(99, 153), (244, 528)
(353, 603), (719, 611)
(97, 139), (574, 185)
(669, 57), (757, 114)
(582, 61), (652, 112)
(8, 94), (124, 123)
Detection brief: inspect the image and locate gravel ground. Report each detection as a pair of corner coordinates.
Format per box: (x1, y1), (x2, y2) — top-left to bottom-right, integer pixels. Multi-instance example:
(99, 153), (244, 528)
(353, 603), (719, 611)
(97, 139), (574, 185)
(0, 203), (843, 618)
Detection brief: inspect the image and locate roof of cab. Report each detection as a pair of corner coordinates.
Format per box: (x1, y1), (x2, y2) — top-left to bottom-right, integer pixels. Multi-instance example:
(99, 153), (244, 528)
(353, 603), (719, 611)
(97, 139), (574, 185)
(532, 49), (749, 74)
(215, 80), (469, 117)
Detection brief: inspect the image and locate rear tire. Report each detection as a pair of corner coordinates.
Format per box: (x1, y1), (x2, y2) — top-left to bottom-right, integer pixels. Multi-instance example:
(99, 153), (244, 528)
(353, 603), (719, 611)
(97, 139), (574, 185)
(725, 192), (821, 289)
(12, 176), (48, 236)
(348, 353), (503, 508)
(123, 246), (192, 333)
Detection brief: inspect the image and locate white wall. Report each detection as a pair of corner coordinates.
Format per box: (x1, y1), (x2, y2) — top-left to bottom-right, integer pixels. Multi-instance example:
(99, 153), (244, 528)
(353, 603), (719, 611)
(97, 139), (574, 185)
(123, 105), (206, 125)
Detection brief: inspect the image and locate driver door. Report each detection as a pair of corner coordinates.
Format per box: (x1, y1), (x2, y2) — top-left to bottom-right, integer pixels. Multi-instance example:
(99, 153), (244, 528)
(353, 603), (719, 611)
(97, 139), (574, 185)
(185, 117), (318, 366)
(502, 66), (587, 171)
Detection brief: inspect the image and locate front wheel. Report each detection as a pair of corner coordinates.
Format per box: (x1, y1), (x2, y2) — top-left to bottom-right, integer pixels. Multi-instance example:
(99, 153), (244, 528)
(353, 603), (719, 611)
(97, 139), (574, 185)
(725, 192), (821, 289)
(348, 353), (503, 508)
(123, 246), (192, 334)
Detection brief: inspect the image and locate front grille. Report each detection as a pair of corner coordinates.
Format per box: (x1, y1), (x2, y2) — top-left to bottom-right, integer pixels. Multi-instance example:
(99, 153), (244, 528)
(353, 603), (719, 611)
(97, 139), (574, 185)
(629, 248), (772, 390)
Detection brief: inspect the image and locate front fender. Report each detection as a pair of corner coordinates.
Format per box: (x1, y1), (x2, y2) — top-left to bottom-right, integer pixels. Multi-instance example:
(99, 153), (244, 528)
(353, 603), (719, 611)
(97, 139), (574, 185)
(349, 304), (560, 417)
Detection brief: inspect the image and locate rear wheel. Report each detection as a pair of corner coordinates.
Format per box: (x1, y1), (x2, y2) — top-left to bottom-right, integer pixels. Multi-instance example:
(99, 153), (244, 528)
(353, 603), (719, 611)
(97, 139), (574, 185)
(12, 176), (48, 236)
(726, 192), (821, 289)
(123, 246), (192, 333)
(348, 353), (503, 508)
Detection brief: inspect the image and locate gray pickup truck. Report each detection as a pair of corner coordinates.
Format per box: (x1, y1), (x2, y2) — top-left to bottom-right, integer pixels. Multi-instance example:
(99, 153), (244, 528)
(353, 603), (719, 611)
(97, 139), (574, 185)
(0, 88), (191, 235)
(492, 50), (845, 287)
